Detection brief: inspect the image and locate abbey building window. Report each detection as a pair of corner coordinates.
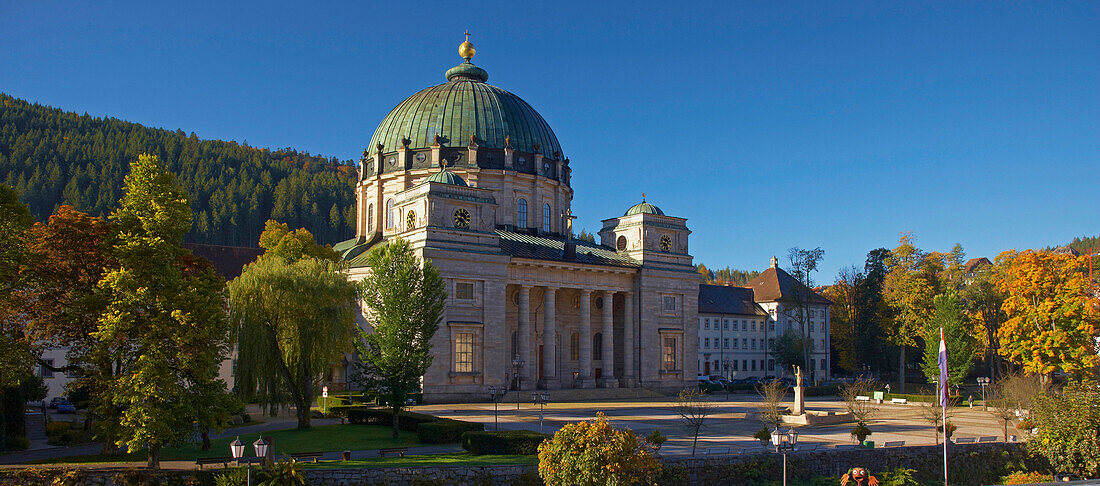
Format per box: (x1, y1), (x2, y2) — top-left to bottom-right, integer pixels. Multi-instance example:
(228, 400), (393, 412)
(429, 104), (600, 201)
(542, 203), (551, 232)
(455, 333), (474, 373)
(385, 199), (395, 229)
(517, 198), (527, 228)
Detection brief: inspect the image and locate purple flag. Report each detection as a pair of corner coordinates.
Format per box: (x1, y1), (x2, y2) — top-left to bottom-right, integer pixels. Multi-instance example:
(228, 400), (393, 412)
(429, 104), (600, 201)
(938, 327), (948, 408)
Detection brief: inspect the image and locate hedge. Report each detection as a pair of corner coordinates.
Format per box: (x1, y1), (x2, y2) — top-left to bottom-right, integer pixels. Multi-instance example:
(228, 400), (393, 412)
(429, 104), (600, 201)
(461, 430), (550, 455)
(417, 418), (484, 444)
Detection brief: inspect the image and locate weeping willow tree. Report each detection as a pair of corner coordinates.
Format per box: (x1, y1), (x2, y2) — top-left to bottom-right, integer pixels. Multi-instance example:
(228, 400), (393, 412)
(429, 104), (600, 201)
(229, 255), (358, 429)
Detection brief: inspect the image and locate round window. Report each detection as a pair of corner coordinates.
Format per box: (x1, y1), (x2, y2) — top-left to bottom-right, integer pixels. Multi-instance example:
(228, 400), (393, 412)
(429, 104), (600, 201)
(406, 210), (416, 230)
(659, 234), (672, 251)
(616, 236), (627, 251)
(416, 152), (426, 162)
(387, 156), (396, 166)
(517, 156), (526, 166)
(595, 297), (604, 309)
(453, 208), (470, 228)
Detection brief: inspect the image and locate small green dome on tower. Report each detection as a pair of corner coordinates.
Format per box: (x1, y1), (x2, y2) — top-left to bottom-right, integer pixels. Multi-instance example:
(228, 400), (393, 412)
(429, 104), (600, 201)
(426, 168), (468, 187)
(625, 196), (663, 216)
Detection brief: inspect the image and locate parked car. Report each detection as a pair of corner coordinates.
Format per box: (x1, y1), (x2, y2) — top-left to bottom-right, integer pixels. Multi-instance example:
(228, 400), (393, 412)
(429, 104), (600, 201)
(48, 397), (66, 409)
(56, 400), (76, 414)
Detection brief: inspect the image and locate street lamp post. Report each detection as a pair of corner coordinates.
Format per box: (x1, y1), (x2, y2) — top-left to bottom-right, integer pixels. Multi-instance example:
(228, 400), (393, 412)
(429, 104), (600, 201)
(532, 392), (550, 433)
(977, 377), (990, 410)
(512, 356), (525, 410)
(488, 386), (506, 431)
(723, 358), (732, 401)
(230, 435), (269, 486)
(770, 427), (799, 486)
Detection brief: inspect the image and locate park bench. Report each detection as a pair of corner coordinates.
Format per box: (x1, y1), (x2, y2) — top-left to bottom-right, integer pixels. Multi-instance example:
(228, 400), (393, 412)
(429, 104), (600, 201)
(882, 441), (906, 448)
(290, 451), (324, 463)
(855, 396), (871, 401)
(195, 457), (235, 469)
(703, 447), (732, 456)
(954, 437), (975, 444)
(978, 436), (998, 443)
(890, 398), (907, 404)
(834, 444), (861, 450)
(378, 447), (409, 458)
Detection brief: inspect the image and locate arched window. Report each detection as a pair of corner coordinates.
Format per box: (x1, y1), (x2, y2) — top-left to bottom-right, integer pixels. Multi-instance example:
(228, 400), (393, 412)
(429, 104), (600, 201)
(367, 203), (374, 231)
(543, 203), (551, 232)
(516, 198), (527, 228)
(385, 199), (395, 229)
(593, 332), (603, 361)
(570, 332), (579, 360)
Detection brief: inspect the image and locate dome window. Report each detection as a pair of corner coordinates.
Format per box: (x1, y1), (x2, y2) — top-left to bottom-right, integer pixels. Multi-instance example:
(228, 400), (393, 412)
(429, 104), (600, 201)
(517, 199), (528, 228)
(542, 204), (551, 232)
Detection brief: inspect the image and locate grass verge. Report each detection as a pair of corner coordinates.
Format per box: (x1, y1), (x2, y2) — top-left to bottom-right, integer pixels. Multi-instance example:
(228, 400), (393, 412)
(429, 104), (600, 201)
(297, 452), (537, 469)
(29, 424), (420, 464)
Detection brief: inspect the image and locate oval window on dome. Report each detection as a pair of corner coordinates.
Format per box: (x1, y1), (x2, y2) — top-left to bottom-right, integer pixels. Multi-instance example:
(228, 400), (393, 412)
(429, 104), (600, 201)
(517, 157), (526, 166)
(416, 152), (426, 162)
(387, 156), (396, 166)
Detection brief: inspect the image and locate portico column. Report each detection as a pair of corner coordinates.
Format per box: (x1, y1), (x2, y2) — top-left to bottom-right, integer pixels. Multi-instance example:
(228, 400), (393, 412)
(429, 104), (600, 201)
(599, 291), (618, 388)
(577, 289), (595, 388)
(622, 292), (636, 387)
(540, 287), (560, 389)
(517, 285), (534, 390)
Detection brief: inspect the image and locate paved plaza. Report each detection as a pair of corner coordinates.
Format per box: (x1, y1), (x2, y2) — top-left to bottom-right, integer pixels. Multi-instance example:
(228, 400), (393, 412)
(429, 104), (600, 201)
(418, 393), (1012, 456)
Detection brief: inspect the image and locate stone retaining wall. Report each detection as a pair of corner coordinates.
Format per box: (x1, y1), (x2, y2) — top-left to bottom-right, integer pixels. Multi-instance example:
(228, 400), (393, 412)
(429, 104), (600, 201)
(0, 443), (1029, 486)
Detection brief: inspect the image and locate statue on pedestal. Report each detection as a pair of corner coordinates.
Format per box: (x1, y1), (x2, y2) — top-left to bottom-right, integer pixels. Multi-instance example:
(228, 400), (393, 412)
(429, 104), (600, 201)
(792, 365), (806, 415)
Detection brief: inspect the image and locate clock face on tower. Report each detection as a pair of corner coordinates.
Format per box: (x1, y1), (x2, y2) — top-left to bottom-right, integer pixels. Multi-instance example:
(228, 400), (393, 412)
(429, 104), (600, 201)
(453, 208), (470, 228)
(659, 234), (672, 251)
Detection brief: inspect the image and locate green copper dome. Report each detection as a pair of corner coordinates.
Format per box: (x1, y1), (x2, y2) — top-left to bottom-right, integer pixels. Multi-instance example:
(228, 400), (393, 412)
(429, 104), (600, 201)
(425, 169), (468, 187)
(625, 201), (664, 216)
(367, 63), (562, 158)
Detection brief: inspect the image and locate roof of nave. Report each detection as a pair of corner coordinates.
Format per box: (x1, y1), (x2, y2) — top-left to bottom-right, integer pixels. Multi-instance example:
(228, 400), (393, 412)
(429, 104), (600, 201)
(698, 284), (768, 316)
(334, 230), (637, 269)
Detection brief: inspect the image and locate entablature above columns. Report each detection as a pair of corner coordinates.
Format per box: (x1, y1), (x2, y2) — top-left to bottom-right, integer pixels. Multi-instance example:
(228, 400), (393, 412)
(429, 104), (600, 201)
(507, 258), (636, 292)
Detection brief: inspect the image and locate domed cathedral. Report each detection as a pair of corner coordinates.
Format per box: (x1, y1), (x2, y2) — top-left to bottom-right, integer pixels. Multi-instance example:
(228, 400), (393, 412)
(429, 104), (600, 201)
(334, 35), (701, 402)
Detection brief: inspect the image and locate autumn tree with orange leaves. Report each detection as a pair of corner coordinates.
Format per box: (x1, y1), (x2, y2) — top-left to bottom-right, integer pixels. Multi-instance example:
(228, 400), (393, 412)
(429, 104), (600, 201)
(997, 250), (1100, 384)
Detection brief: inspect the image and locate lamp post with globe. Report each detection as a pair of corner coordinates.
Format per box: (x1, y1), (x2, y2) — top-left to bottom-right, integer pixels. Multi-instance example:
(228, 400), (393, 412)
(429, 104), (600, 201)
(770, 427), (799, 486)
(532, 392), (550, 433)
(488, 386), (506, 431)
(512, 356), (524, 409)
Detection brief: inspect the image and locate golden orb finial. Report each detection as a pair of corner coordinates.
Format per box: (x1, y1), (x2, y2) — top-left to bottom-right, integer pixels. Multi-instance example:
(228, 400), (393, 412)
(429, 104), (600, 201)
(459, 30), (475, 62)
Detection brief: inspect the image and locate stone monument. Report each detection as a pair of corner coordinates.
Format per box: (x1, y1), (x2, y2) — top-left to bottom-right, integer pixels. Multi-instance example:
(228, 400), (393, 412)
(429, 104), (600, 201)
(792, 365), (805, 415)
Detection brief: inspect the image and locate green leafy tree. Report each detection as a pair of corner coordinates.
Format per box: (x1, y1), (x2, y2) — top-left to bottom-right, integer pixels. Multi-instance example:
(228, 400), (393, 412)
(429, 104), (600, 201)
(96, 154), (233, 468)
(920, 292), (977, 387)
(0, 184), (34, 451)
(1029, 381), (1100, 477)
(961, 261), (1006, 379)
(784, 246), (825, 382)
(257, 220), (339, 262)
(355, 238), (446, 439)
(230, 255), (358, 430)
(538, 412), (661, 486)
(770, 329), (809, 370)
(882, 233), (945, 392)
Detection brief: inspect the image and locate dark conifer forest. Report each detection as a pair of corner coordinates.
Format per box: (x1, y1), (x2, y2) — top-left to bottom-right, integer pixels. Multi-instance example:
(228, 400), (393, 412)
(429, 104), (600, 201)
(0, 93), (357, 247)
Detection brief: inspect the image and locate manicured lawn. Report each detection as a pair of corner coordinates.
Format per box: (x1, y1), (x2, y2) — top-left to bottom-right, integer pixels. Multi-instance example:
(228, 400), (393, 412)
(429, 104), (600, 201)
(298, 452), (537, 469)
(31, 424), (420, 464)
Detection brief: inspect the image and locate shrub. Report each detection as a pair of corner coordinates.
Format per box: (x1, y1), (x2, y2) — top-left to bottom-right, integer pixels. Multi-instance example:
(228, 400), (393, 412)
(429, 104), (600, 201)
(46, 421), (72, 436)
(1001, 471), (1050, 485)
(416, 418), (484, 444)
(753, 427), (771, 442)
(803, 385), (840, 397)
(851, 423), (872, 442)
(645, 429), (667, 452)
(4, 435), (29, 451)
(537, 412), (661, 485)
(215, 468), (248, 486)
(344, 407), (437, 430)
(878, 467), (921, 486)
(462, 430), (550, 455)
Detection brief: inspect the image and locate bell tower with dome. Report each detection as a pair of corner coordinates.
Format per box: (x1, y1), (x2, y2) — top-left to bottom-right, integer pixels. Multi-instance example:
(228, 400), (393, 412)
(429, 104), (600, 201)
(335, 35), (700, 402)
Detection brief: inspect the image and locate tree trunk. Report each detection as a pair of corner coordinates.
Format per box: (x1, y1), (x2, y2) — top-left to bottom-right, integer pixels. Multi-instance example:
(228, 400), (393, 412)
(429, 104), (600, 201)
(691, 427), (700, 456)
(147, 443), (160, 469)
(391, 405), (400, 439)
(898, 346), (906, 393)
(201, 429), (211, 450)
(295, 364), (312, 430)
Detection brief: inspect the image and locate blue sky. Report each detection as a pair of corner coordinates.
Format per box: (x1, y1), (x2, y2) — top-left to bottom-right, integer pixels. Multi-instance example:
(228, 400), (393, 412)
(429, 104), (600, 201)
(2, 1), (1096, 281)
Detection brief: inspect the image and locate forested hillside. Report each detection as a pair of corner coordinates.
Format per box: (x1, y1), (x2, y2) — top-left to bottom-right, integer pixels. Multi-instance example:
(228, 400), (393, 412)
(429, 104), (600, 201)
(695, 264), (760, 286)
(0, 93), (357, 246)
(1066, 236), (1100, 255)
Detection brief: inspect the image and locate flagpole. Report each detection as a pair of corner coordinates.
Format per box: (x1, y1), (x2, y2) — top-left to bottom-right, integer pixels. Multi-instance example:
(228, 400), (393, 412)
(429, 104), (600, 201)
(942, 404), (948, 486)
(939, 327), (949, 486)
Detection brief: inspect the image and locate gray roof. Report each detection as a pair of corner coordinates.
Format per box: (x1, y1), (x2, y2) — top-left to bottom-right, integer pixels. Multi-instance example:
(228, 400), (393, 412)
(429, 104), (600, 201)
(698, 284), (768, 316)
(497, 230), (637, 268)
